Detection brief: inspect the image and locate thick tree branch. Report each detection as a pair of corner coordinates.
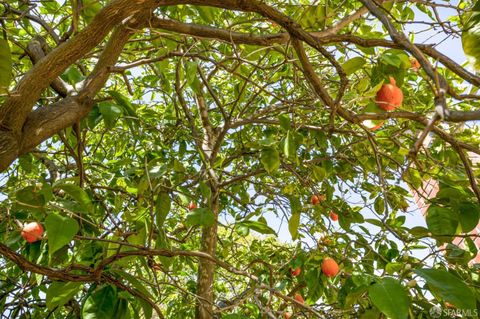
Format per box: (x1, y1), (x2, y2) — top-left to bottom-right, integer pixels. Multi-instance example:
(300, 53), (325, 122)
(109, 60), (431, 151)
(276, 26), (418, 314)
(0, 10), (151, 171)
(25, 36), (72, 97)
(0, 0), (157, 132)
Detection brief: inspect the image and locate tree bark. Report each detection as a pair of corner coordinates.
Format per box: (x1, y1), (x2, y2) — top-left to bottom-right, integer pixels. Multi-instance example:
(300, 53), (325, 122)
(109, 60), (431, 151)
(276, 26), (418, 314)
(196, 189), (219, 318)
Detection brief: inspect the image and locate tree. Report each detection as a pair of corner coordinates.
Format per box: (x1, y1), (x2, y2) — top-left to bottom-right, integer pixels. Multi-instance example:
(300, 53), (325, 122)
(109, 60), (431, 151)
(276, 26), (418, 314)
(0, 0), (480, 318)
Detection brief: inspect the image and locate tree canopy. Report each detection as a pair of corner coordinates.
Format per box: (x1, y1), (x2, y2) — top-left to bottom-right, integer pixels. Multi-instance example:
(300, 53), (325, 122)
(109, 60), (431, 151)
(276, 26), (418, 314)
(0, 0), (480, 318)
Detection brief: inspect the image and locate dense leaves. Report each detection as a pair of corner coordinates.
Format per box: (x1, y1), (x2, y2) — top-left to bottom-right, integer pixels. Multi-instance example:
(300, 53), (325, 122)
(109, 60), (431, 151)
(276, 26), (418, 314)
(0, 1), (480, 319)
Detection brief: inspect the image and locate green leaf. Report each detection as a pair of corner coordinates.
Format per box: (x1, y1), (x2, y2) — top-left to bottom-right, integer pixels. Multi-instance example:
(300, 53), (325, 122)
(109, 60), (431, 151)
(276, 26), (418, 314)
(108, 91), (137, 117)
(278, 114), (291, 131)
(237, 220), (276, 235)
(61, 66), (84, 84)
(463, 12), (480, 70)
(198, 181), (212, 200)
(46, 281), (82, 310)
(408, 226), (430, 237)
(385, 262), (403, 275)
(305, 268), (324, 301)
(82, 285), (118, 319)
(185, 208), (215, 227)
(15, 186), (45, 211)
(155, 192), (171, 227)
(288, 213), (300, 240)
(81, 0), (102, 23)
(445, 243), (470, 265)
(457, 202), (480, 233)
(426, 205), (458, 241)
(360, 308), (381, 319)
(283, 130), (296, 160)
(98, 103), (123, 129)
(45, 213), (79, 256)
(113, 298), (130, 319)
(312, 165), (326, 181)
(138, 299), (152, 319)
(368, 277), (410, 319)
(185, 61), (198, 85)
(380, 53), (402, 68)
(112, 270), (154, 301)
(260, 147), (280, 174)
(342, 57), (366, 75)
(196, 6), (215, 23)
(414, 268), (476, 310)
(54, 182), (93, 213)
(374, 196), (385, 214)
(0, 39), (12, 92)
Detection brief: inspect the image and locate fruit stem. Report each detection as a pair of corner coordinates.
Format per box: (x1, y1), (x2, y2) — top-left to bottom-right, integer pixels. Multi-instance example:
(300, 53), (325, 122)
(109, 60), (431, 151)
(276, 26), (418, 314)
(15, 219), (23, 229)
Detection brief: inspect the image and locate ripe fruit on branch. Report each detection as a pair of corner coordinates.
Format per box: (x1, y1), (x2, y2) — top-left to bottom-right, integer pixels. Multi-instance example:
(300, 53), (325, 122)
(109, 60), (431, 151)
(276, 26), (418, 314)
(284, 312), (292, 319)
(409, 57), (420, 71)
(21, 222), (44, 243)
(321, 257), (339, 277)
(188, 201), (197, 210)
(375, 77), (403, 111)
(311, 194), (325, 205)
(329, 211), (338, 221)
(290, 267), (301, 277)
(294, 293), (304, 305)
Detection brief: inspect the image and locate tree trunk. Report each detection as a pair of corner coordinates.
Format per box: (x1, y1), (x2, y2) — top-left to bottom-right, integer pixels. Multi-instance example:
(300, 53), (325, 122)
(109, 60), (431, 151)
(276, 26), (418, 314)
(196, 190), (219, 319)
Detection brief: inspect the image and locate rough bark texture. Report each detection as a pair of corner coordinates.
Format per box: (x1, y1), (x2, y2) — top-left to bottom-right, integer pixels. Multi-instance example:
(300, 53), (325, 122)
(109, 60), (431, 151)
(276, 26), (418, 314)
(196, 190), (219, 319)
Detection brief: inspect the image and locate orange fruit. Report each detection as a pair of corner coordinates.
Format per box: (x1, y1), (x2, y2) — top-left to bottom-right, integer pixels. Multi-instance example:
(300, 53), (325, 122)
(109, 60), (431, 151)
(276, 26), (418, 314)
(290, 267), (301, 277)
(311, 194), (325, 205)
(410, 57), (421, 71)
(321, 257), (339, 277)
(21, 222), (44, 243)
(375, 77), (403, 111)
(329, 211), (339, 221)
(294, 293), (304, 305)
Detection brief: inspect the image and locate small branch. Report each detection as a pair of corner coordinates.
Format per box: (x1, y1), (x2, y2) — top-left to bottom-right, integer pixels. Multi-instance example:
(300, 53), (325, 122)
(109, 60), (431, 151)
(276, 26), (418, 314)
(451, 142), (480, 203)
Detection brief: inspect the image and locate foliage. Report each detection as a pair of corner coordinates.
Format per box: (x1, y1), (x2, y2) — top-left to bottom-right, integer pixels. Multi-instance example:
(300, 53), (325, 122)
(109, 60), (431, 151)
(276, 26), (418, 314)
(0, 0), (480, 319)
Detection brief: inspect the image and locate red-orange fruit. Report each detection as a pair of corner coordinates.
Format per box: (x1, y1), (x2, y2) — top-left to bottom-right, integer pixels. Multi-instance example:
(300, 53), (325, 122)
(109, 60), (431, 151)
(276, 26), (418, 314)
(188, 201), (197, 210)
(410, 57), (421, 71)
(311, 194), (325, 205)
(321, 257), (339, 277)
(329, 211), (339, 221)
(375, 77), (403, 111)
(284, 312), (292, 319)
(290, 267), (301, 277)
(21, 222), (44, 243)
(294, 293), (304, 305)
